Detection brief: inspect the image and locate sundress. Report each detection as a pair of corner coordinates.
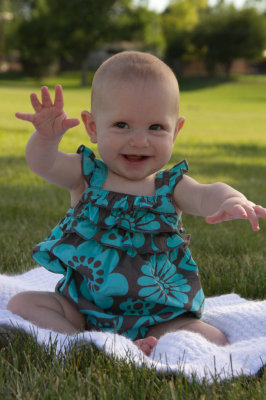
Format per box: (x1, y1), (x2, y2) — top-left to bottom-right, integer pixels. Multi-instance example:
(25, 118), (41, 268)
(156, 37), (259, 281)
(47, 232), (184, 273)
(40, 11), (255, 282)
(33, 145), (205, 340)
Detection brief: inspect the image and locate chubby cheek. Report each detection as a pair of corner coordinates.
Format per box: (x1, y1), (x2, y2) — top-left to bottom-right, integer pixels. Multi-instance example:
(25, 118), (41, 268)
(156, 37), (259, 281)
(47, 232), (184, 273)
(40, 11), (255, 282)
(159, 141), (174, 163)
(97, 136), (118, 162)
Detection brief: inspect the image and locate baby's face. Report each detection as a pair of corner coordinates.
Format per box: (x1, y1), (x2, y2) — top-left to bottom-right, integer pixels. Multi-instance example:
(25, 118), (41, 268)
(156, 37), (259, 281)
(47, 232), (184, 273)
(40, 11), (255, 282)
(91, 76), (181, 182)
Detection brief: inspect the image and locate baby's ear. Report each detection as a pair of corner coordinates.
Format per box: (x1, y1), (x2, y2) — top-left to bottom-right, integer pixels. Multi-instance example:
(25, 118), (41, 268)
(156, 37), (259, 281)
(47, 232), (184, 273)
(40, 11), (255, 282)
(173, 116), (185, 141)
(81, 110), (97, 143)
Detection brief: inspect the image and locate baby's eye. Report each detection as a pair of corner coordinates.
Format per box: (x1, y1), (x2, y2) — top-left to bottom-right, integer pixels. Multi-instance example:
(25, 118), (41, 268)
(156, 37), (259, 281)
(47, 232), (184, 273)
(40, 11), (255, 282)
(115, 122), (129, 129)
(149, 124), (163, 131)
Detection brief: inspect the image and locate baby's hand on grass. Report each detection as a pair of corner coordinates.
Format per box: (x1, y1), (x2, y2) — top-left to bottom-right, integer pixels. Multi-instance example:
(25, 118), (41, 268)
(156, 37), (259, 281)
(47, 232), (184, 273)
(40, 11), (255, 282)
(15, 85), (80, 139)
(206, 198), (266, 231)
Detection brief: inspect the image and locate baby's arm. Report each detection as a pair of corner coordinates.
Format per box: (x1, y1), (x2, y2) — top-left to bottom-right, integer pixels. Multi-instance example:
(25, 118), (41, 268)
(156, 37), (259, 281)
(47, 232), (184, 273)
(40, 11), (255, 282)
(16, 85), (82, 191)
(174, 175), (266, 231)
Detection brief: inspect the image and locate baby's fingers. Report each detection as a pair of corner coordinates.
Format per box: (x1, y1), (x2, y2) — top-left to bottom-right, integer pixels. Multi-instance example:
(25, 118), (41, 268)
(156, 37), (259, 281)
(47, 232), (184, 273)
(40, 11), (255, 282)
(41, 86), (53, 107)
(206, 205), (246, 224)
(205, 210), (227, 224)
(30, 92), (43, 112)
(62, 117), (80, 131)
(54, 84), (64, 109)
(243, 205), (260, 231)
(15, 112), (35, 123)
(244, 204), (266, 231)
(254, 205), (266, 219)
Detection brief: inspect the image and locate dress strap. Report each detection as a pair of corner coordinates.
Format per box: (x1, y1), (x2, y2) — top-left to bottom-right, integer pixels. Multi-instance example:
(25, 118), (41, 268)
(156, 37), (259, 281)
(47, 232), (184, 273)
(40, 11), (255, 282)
(77, 145), (107, 188)
(155, 160), (188, 196)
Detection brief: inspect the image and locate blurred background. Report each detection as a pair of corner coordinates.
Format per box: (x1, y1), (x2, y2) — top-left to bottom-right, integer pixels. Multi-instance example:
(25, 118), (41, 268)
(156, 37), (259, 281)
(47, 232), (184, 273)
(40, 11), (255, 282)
(1, 0), (266, 84)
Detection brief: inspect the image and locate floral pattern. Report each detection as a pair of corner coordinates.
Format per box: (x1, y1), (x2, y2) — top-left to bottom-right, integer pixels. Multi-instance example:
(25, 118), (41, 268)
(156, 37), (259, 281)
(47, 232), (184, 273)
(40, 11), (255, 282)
(120, 298), (155, 316)
(105, 209), (161, 232)
(33, 145), (205, 340)
(137, 254), (191, 306)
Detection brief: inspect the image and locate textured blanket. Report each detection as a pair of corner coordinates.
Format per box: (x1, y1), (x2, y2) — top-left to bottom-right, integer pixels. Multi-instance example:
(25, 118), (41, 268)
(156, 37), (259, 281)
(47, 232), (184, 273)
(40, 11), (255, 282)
(0, 267), (265, 382)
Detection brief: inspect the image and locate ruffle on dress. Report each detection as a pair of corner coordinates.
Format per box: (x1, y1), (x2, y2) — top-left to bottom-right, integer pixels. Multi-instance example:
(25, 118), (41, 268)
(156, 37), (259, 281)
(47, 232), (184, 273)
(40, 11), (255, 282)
(70, 189), (179, 233)
(78, 188), (174, 212)
(44, 212), (190, 255)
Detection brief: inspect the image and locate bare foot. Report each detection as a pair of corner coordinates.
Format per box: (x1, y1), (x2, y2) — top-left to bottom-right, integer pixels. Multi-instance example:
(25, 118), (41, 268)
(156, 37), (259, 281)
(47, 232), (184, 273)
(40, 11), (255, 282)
(134, 336), (157, 356)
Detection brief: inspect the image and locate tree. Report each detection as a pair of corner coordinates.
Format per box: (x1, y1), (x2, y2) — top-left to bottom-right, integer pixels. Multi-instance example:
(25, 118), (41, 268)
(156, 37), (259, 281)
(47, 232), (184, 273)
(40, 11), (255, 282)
(193, 6), (266, 75)
(161, 0), (208, 73)
(46, 0), (124, 85)
(0, 0), (13, 65)
(6, 0), (163, 84)
(0, 0), (5, 64)
(6, 0), (138, 82)
(108, 2), (165, 56)
(16, 15), (59, 77)
(5, 0), (61, 77)
(52, 1), (166, 83)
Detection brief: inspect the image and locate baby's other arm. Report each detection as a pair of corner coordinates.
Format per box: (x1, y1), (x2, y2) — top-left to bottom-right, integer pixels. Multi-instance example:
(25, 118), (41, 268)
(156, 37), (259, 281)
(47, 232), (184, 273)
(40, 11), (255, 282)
(16, 85), (83, 192)
(173, 175), (266, 231)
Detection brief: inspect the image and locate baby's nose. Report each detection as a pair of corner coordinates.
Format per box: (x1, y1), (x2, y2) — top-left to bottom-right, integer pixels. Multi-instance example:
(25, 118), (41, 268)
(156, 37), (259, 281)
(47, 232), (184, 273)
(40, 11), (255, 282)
(129, 130), (149, 147)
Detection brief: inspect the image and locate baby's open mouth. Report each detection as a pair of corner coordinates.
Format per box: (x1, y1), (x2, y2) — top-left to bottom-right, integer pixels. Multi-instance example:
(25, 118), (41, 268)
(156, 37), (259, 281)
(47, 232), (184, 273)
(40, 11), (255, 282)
(124, 155), (148, 162)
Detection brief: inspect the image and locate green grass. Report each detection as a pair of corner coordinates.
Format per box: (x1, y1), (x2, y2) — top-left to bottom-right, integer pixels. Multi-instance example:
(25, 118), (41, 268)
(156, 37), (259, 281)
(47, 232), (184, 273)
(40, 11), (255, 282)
(0, 72), (266, 398)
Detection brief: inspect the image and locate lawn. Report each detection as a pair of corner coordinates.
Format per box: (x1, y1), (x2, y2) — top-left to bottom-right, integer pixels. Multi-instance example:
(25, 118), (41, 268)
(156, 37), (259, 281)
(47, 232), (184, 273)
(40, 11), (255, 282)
(0, 73), (265, 399)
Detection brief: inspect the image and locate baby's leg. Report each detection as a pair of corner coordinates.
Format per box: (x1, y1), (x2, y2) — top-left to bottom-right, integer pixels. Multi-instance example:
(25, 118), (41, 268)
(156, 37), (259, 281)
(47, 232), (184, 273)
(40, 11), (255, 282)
(147, 315), (228, 346)
(7, 291), (85, 334)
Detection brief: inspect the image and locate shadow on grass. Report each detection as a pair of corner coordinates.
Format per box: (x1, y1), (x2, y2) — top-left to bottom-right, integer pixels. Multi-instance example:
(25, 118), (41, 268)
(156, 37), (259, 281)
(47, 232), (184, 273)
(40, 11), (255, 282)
(171, 143), (266, 179)
(0, 71), (93, 90)
(2, 71), (266, 92)
(178, 76), (237, 92)
(0, 155), (28, 166)
(173, 142), (266, 157)
(191, 161), (266, 182)
(0, 71), (237, 91)
(218, 143), (266, 157)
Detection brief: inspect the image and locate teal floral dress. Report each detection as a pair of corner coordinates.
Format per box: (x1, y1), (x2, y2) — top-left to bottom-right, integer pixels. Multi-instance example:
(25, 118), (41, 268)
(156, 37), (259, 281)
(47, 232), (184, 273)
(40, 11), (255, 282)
(33, 145), (205, 340)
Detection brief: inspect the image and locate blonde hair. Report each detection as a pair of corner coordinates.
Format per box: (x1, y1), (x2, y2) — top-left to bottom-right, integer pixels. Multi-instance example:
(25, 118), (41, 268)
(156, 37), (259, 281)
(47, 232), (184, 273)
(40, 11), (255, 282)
(91, 51), (179, 114)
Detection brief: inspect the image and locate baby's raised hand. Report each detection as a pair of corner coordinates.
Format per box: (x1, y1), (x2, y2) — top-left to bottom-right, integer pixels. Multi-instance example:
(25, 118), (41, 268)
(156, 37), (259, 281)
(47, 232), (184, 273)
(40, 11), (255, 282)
(15, 85), (80, 139)
(206, 198), (266, 231)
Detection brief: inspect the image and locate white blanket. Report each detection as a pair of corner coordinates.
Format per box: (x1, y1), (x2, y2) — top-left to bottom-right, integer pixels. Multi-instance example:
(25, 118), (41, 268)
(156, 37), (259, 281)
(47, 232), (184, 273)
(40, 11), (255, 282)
(0, 267), (265, 382)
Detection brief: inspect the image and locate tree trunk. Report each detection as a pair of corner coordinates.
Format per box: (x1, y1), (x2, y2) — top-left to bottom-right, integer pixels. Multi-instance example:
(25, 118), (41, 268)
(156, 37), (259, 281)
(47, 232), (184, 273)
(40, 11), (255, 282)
(224, 61), (233, 78)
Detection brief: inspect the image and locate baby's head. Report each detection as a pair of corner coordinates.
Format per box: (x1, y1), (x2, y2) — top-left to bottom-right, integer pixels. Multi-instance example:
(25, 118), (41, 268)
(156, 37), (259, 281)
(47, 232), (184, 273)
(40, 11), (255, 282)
(82, 51), (185, 181)
(90, 51), (180, 116)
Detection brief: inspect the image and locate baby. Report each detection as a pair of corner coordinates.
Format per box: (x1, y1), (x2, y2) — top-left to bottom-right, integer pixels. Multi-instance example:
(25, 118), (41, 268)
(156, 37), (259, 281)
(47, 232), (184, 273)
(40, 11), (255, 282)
(8, 51), (266, 356)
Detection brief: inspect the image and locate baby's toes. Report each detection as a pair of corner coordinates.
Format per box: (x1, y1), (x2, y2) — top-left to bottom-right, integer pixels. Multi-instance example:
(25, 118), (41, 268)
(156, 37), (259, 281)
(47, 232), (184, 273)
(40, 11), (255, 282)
(134, 336), (157, 356)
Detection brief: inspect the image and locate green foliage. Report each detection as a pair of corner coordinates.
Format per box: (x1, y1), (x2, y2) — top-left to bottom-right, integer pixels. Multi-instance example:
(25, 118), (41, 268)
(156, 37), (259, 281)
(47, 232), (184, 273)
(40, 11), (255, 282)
(164, 0), (208, 33)
(5, 0), (139, 79)
(3, 0), (266, 80)
(193, 6), (266, 75)
(161, 0), (208, 73)
(44, 0), (124, 85)
(5, 0), (60, 76)
(162, 1), (266, 76)
(4, 0), (166, 82)
(0, 0), (5, 59)
(109, 3), (165, 55)
(45, 0), (118, 59)
(16, 14), (58, 77)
